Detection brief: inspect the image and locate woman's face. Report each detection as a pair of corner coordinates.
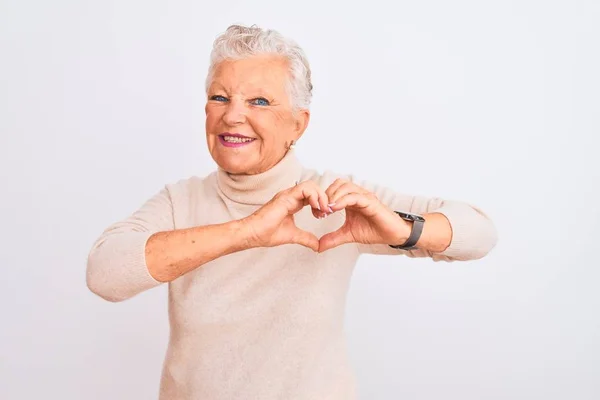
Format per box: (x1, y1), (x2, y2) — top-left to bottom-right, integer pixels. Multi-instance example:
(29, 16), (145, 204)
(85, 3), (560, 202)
(205, 55), (309, 175)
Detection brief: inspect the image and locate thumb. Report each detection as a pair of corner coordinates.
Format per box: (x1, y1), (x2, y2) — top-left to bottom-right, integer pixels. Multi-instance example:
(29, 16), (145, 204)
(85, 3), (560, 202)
(290, 227), (320, 252)
(318, 228), (351, 253)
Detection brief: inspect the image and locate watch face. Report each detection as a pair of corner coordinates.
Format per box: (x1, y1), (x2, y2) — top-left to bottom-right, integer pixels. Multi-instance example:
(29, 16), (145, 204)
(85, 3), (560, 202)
(395, 211), (425, 222)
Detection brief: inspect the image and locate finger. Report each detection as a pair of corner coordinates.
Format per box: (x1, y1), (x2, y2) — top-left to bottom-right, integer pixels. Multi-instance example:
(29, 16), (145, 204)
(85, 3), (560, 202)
(294, 181), (330, 216)
(329, 182), (370, 206)
(319, 227), (352, 252)
(318, 187), (331, 215)
(300, 187), (321, 212)
(281, 183), (319, 214)
(289, 181), (318, 208)
(314, 183), (332, 216)
(324, 178), (348, 200)
(311, 206), (328, 219)
(291, 227), (320, 252)
(329, 192), (374, 213)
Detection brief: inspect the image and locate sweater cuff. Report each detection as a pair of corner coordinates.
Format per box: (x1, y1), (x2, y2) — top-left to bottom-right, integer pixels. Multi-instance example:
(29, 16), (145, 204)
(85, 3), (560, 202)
(87, 232), (162, 302)
(429, 202), (490, 260)
(119, 232), (163, 291)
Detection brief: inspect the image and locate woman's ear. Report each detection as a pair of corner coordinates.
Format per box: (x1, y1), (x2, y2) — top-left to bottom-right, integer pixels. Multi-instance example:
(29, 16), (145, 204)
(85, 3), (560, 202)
(293, 109), (310, 141)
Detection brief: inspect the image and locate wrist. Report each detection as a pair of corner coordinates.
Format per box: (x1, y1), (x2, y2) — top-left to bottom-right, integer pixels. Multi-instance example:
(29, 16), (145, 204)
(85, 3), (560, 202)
(388, 210), (426, 250)
(235, 216), (261, 250)
(393, 217), (413, 245)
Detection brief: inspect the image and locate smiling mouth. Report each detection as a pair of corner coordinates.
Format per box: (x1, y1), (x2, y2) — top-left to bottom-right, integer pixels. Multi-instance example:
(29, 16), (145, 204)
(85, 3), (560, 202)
(219, 134), (256, 143)
(217, 134), (257, 148)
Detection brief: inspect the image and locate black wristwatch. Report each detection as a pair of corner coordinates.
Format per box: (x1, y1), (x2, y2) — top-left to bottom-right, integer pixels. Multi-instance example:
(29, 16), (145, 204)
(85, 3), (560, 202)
(389, 211), (425, 250)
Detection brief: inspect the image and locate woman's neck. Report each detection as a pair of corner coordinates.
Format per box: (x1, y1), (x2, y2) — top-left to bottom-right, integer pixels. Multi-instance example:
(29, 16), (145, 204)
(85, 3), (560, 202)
(216, 149), (303, 205)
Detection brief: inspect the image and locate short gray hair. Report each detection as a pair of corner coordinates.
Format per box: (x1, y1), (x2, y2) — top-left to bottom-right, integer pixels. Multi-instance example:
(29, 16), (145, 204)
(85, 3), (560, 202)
(205, 24), (313, 110)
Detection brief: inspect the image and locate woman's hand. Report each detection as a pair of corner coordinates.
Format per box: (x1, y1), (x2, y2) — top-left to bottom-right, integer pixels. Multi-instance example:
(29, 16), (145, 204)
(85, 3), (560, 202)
(318, 178), (411, 252)
(243, 181), (332, 252)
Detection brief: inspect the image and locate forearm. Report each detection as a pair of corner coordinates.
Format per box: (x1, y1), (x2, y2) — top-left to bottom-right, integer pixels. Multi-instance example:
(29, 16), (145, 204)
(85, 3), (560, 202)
(389, 203), (497, 261)
(391, 211), (452, 253)
(415, 212), (453, 253)
(146, 219), (253, 282)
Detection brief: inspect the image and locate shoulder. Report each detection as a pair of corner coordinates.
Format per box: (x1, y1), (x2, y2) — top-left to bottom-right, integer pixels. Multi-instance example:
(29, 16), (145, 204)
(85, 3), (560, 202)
(162, 171), (218, 200)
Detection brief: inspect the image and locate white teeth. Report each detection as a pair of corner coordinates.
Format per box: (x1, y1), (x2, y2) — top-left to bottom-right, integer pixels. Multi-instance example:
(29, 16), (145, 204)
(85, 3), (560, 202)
(223, 136), (254, 143)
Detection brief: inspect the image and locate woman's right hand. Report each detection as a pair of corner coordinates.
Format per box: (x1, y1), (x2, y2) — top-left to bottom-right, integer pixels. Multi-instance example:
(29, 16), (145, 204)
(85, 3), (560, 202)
(243, 180), (332, 252)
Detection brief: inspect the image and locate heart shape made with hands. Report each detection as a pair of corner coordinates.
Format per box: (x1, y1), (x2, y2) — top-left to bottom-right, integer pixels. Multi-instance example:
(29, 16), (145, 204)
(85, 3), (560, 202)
(290, 179), (409, 253)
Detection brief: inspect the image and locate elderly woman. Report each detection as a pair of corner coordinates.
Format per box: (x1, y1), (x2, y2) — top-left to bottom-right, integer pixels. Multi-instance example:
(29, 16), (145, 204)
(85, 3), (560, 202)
(87, 24), (497, 400)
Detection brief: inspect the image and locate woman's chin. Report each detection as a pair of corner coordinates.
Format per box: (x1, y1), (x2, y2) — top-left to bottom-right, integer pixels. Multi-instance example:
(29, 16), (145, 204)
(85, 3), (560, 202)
(214, 154), (256, 175)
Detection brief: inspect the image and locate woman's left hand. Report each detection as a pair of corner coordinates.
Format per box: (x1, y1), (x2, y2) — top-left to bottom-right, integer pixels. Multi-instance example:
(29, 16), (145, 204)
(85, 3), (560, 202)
(318, 178), (412, 252)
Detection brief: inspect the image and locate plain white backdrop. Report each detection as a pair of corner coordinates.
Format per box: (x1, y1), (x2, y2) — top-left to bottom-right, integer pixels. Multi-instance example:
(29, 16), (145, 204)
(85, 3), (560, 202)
(1, 0), (598, 399)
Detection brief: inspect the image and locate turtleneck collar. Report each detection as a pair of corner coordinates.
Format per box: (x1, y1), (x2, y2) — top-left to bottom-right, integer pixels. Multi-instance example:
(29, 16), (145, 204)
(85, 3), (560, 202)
(216, 149), (304, 206)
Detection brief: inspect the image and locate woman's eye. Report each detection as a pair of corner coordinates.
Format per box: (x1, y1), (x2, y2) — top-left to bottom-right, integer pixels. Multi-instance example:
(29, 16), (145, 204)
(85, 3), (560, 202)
(250, 97), (270, 106)
(210, 95), (228, 102)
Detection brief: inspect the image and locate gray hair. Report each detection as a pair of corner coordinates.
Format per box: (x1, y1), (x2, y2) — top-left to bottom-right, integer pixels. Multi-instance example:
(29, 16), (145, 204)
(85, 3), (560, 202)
(205, 24), (313, 110)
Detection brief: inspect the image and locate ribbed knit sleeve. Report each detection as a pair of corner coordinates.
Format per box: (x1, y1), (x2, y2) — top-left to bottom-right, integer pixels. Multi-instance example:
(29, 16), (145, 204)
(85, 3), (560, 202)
(86, 187), (175, 302)
(319, 173), (498, 262)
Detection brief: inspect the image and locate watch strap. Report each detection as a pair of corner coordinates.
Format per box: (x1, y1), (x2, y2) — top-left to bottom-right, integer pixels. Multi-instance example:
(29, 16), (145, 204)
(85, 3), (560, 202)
(389, 211), (425, 250)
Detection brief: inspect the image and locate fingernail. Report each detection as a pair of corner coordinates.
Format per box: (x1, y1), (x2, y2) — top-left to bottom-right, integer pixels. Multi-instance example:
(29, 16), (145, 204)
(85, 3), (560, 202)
(328, 202), (336, 206)
(328, 207), (334, 213)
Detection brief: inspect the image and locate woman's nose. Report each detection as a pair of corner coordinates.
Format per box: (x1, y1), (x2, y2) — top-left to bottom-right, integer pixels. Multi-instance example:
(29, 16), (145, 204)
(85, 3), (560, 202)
(221, 99), (247, 126)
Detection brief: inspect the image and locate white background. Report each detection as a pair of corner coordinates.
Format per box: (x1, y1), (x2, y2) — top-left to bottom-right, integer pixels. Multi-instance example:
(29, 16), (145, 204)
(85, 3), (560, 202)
(1, 0), (599, 399)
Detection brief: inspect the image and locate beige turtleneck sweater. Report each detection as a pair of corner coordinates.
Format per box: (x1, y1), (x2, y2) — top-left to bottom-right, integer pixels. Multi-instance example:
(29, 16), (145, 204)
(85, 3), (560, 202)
(86, 150), (497, 399)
